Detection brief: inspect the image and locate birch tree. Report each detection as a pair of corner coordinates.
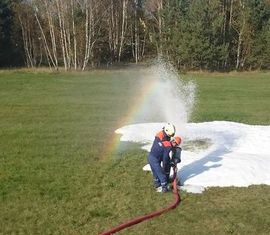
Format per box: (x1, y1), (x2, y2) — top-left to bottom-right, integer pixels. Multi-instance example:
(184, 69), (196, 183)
(14, 2), (43, 68)
(11, 0), (270, 70)
(231, 0), (252, 69)
(105, 0), (129, 63)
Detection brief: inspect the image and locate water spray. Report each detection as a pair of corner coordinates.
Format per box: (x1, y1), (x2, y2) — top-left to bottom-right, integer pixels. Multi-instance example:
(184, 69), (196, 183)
(133, 60), (196, 133)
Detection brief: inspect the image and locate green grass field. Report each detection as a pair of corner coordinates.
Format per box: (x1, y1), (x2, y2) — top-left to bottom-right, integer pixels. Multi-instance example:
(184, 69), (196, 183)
(1, 69), (270, 235)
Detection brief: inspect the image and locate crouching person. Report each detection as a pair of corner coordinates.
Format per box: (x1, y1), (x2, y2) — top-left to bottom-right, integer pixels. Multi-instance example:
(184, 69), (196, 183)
(148, 124), (182, 193)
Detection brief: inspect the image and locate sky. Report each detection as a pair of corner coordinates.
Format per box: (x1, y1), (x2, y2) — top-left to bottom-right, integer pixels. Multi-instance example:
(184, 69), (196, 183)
(115, 121), (270, 193)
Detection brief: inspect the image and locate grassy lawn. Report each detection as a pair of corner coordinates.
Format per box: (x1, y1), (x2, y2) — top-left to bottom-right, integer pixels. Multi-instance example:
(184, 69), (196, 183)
(183, 71), (270, 124)
(0, 69), (270, 235)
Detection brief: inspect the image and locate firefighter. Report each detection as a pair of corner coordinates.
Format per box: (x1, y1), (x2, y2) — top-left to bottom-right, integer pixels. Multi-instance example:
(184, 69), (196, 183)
(148, 123), (182, 192)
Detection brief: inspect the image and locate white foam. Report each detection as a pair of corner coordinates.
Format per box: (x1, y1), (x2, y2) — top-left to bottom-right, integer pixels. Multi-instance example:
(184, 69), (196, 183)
(115, 121), (270, 193)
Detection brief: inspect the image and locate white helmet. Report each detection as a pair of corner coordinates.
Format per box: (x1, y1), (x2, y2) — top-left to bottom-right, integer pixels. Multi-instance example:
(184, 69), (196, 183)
(163, 123), (175, 137)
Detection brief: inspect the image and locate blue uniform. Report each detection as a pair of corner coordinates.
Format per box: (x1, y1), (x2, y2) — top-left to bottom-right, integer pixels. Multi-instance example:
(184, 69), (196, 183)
(148, 131), (173, 188)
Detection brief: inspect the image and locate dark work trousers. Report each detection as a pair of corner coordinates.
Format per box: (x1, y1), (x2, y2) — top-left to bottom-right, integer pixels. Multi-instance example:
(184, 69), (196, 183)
(148, 153), (170, 187)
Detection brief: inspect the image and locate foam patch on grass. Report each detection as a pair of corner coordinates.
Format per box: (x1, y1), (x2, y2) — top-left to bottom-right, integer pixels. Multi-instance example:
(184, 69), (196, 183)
(115, 121), (270, 193)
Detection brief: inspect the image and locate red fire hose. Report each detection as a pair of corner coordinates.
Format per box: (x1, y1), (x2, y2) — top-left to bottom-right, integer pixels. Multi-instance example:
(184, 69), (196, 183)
(99, 167), (181, 235)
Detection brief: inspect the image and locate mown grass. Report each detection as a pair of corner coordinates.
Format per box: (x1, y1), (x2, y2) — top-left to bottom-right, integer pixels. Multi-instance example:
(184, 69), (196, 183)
(186, 71), (270, 124)
(0, 69), (270, 235)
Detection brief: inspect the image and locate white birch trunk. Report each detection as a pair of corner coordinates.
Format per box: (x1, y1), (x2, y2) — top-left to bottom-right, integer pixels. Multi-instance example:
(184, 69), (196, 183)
(157, 0), (163, 55)
(34, 12), (57, 69)
(56, 0), (67, 70)
(44, 0), (58, 69)
(18, 16), (34, 67)
(118, 0), (127, 62)
(83, 4), (91, 70)
(71, 0), (77, 70)
(236, 0), (245, 70)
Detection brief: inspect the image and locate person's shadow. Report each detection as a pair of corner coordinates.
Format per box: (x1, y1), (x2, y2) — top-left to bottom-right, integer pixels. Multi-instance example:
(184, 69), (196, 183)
(178, 137), (234, 184)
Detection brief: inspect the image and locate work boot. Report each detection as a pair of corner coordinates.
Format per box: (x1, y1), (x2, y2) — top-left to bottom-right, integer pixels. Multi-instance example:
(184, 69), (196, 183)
(156, 185), (171, 193)
(162, 186), (169, 193)
(156, 186), (162, 192)
(156, 184), (170, 193)
(153, 179), (161, 188)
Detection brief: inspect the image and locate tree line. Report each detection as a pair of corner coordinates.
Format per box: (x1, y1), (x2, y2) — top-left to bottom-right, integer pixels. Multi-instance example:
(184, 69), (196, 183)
(0, 0), (270, 71)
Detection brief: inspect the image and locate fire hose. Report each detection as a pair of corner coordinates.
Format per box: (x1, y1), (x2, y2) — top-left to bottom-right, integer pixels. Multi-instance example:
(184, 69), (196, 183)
(99, 167), (181, 235)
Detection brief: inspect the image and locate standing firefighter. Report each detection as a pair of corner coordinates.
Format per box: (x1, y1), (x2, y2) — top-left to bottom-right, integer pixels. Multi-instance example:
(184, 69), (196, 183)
(148, 123), (182, 192)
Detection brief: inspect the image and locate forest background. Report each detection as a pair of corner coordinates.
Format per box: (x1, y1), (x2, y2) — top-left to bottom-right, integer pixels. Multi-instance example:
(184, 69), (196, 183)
(0, 0), (270, 71)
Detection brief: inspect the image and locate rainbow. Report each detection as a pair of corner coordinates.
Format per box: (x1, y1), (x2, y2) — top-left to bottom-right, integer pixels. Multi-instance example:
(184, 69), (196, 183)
(102, 76), (161, 159)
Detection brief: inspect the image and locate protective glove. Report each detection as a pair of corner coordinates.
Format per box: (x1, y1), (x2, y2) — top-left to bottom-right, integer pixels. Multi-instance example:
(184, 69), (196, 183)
(170, 161), (176, 167)
(172, 158), (181, 165)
